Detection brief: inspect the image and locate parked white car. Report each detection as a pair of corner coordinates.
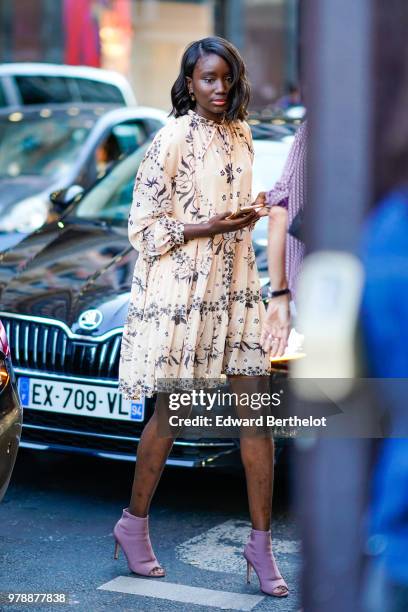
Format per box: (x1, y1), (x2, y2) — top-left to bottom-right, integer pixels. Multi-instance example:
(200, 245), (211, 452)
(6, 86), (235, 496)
(0, 63), (136, 109)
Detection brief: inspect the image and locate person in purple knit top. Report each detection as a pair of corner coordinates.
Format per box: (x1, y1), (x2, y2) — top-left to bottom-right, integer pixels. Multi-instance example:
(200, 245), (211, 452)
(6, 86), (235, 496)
(260, 120), (307, 357)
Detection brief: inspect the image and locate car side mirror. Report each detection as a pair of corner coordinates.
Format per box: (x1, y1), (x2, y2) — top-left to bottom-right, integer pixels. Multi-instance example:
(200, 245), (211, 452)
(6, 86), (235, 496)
(50, 185), (85, 213)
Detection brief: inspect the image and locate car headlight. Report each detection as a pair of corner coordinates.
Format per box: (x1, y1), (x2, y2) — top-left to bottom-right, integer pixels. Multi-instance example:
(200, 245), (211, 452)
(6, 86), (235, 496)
(0, 196), (49, 233)
(0, 355), (10, 394)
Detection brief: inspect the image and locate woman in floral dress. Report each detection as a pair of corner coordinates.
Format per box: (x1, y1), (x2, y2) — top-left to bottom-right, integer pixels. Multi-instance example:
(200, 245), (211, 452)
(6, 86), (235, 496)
(114, 37), (289, 598)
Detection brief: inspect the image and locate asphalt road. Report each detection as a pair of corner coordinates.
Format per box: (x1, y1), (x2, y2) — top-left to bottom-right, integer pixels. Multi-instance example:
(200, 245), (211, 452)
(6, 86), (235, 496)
(0, 449), (301, 612)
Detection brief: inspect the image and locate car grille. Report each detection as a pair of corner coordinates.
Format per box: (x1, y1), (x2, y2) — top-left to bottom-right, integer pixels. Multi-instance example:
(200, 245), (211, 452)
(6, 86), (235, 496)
(1, 316), (121, 380)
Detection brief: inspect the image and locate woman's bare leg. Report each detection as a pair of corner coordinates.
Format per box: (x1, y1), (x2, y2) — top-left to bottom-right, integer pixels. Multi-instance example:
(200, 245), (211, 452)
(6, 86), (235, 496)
(228, 376), (274, 531)
(240, 435), (274, 530)
(128, 421), (173, 518)
(128, 391), (191, 517)
(115, 393), (175, 577)
(129, 393), (175, 517)
(228, 375), (288, 595)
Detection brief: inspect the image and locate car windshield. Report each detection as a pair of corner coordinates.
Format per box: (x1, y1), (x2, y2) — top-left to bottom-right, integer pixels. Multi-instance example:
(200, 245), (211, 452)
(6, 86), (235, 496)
(0, 110), (96, 178)
(71, 144), (148, 224)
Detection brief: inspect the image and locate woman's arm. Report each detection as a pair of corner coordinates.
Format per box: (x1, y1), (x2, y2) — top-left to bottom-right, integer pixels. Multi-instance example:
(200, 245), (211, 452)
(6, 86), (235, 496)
(128, 129), (186, 256)
(183, 210), (260, 241)
(265, 121), (307, 207)
(260, 206), (291, 357)
(268, 207), (288, 291)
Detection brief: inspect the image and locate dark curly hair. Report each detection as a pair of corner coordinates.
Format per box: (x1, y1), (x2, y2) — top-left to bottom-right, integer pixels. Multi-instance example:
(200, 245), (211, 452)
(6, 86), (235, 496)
(170, 37), (251, 122)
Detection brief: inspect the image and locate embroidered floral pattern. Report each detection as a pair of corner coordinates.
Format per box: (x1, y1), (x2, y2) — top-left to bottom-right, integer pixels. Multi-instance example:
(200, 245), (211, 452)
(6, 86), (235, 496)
(119, 110), (270, 400)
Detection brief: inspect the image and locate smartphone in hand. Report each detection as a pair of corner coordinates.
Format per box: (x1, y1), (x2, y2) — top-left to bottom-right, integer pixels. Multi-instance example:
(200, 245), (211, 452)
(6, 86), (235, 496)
(227, 205), (263, 220)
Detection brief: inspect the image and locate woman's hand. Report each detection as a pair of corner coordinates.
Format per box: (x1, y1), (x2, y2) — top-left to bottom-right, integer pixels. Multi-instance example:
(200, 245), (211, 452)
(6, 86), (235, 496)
(183, 209), (260, 242)
(205, 210), (260, 236)
(260, 294), (291, 357)
(253, 191), (267, 208)
(252, 191), (269, 217)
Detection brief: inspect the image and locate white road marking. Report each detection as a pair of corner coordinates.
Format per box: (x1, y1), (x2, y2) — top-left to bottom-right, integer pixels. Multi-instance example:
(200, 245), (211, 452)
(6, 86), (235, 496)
(176, 519), (300, 573)
(98, 576), (264, 611)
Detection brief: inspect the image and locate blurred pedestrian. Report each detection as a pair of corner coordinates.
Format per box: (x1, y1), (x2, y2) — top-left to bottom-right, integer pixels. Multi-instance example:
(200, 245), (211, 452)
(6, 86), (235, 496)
(260, 120), (307, 357)
(362, 2), (408, 604)
(276, 82), (302, 110)
(115, 37), (288, 597)
(361, 190), (408, 612)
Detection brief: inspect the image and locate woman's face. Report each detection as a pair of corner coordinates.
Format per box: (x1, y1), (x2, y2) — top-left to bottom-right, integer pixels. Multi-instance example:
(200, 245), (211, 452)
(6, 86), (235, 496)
(186, 53), (233, 122)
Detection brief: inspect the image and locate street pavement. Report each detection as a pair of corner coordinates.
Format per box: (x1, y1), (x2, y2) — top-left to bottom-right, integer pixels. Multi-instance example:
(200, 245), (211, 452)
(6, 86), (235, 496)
(0, 449), (301, 611)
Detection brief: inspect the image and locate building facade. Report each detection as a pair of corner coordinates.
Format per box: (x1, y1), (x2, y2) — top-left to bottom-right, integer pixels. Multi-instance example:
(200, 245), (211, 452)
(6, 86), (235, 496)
(0, 0), (299, 111)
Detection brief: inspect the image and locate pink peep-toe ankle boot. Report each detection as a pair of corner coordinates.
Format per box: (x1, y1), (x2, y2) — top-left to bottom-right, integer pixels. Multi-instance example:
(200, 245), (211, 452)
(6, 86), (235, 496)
(244, 528), (289, 597)
(113, 508), (165, 577)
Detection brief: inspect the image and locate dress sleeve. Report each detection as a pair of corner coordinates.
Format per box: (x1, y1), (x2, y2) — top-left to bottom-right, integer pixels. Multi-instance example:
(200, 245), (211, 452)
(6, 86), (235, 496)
(266, 121), (307, 207)
(240, 121), (254, 164)
(128, 126), (185, 257)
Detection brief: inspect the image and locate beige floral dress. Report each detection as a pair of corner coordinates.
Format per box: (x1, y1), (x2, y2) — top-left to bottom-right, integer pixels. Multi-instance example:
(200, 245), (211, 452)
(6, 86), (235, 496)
(119, 110), (270, 400)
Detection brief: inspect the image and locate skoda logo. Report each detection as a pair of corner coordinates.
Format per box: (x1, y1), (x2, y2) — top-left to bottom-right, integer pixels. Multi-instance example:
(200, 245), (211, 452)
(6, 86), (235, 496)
(78, 309), (103, 331)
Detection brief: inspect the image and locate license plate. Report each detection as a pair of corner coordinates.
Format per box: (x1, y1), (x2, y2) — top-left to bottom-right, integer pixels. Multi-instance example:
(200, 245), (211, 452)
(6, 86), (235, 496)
(17, 376), (145, 422)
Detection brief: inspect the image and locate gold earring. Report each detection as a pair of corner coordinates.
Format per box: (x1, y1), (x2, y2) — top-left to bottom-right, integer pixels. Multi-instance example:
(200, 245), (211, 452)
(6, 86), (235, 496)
(190, 92), (195, 102)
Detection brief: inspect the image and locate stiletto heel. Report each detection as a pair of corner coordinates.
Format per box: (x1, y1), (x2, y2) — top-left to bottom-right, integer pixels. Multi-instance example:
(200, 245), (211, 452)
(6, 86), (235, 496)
(246, 560), (252, 584)
(113, 508), (165, 577)
(244, 529), (289, 597)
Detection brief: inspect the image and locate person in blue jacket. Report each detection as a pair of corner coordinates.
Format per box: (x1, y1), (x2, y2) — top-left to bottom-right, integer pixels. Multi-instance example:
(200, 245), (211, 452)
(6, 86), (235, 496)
(362, 189), (408, 612)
